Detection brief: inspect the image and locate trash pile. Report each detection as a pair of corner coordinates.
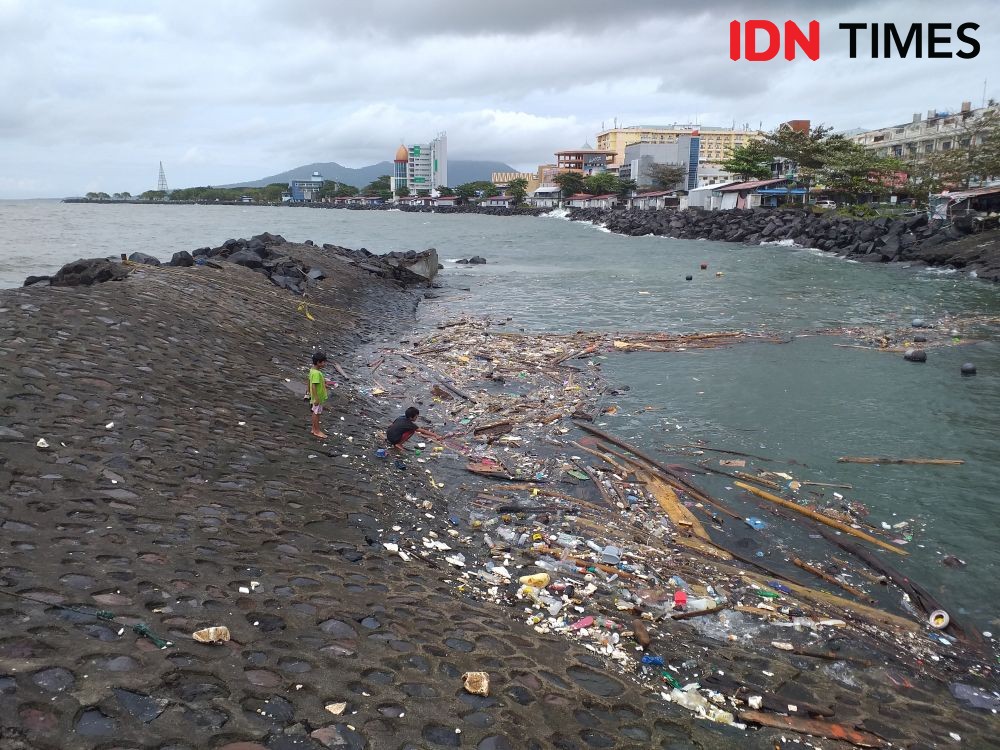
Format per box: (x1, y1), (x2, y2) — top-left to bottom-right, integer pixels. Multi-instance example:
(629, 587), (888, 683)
(358, 316), (999, 746)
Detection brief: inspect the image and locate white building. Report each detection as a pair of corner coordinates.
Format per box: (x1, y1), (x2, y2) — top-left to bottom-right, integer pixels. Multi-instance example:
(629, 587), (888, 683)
(392, 132), (448, 197)
(529, 185), (561, 208)
(850, 101), (1000, 161)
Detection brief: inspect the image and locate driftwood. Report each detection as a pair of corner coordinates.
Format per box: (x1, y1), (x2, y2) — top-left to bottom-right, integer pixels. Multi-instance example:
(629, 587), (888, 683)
(837, 456), (964, 465)
(733, 481), (907, 556)
(792, 557), (873, 603)
(739, 711), (889, 748)
(813, 525), (984, 647)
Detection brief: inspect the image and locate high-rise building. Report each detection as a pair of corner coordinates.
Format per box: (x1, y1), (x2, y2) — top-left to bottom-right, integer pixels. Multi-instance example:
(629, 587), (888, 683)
(620, 134), (701, 190)
(391, 132), (448, 197)
(596, 124), (760, 166)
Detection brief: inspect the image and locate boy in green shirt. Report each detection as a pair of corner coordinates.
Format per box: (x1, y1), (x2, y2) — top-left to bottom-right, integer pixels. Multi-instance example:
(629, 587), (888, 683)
(309, 351), (329, 439)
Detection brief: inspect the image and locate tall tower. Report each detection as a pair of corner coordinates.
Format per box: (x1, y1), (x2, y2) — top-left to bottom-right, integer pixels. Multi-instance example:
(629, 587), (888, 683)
(157, 162), (169, 192)
(391, 144), (408, 199)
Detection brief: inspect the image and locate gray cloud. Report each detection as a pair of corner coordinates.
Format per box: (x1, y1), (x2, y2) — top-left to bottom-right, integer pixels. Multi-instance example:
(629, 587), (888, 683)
(0, 0), (996, 197)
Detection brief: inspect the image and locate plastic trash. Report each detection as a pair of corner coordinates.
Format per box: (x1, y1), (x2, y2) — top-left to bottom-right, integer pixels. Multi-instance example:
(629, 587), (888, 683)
(949, 682), (1000, 711)
(518, 572), (551, 588)
(600, 545), (622, 565)
(192, 626), (230, 644)
(462, 672), (490, 696)
(745, 516), (767, 531)
(928, 610), (950, 629)
(673, 590), (688, 610)
(375, 448), (387, 458)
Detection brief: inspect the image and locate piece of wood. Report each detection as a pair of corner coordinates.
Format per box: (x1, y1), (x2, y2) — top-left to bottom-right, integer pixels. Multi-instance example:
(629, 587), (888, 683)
(677, 444), (773, 462)
(733, 471), (781, 490)
(734, 481), (907, 556)
(738, 711), (889, 748)
(801, 481), (854, 489)
(670, 604), (728, 620)
(837, 456), (964, 465)
(792, 557), (873, 603)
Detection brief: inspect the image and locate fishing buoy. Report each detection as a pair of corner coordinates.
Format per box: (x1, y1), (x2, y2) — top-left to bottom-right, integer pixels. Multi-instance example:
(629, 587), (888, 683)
(928, 610), (950, 629)
(700, 262), (708, 270)
(961, 362), (977, 376)
(685, 275), (693, 281)
(904, 348), (927, 363)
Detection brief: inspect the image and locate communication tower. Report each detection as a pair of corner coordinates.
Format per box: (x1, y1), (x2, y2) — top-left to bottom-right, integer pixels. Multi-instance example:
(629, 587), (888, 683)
(157, 162), (169, 192)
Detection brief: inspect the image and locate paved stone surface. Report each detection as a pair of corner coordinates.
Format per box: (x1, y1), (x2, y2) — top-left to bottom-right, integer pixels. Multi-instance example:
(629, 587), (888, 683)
(1, 242), (996, 749)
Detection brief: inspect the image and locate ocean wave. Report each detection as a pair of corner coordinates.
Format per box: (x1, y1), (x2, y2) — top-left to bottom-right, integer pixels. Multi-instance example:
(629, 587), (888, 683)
(759, 239), (798, 247)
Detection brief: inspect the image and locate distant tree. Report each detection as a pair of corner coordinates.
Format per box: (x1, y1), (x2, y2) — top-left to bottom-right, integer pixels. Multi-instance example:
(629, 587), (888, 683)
(616, 177), (638, 198)
(721, 141), (772, 181)
(317, 180), (340, 199)
(455, 181), (498, 200)
(396, 185), (410, 197)
(95, 191), (111, 200)
(508, 177), (529, 205)
(553, 171), (586, 197)
(260, 183), (287, 202)
(335, 184), (359, 197)
(915, 110), (1000, 190)
(583, 172), (619, 195)
(85, 192), (99, 200)
(364, 175), (390, 193)
(644, 163), (686, 190)
(120, 191), (132, 199)
(815, 139), (903, 201)
(760, 125), (833, 172)
(437, 186), (456, 196)
(140, 190), (168, 200)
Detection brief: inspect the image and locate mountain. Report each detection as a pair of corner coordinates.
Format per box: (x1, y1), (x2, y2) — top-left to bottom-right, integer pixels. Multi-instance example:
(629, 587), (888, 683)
(222, 160), (517, 189)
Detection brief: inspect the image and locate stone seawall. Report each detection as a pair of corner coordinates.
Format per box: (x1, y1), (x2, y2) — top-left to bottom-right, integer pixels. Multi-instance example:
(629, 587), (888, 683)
(567, 206), (1000, 282)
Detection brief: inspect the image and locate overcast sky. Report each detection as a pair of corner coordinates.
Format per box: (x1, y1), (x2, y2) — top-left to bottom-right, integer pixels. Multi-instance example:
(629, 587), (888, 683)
(1, 0), (996, 198)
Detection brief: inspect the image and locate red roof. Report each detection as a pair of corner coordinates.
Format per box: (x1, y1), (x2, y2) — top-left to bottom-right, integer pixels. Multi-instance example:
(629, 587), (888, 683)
(633, 191), (672, 198)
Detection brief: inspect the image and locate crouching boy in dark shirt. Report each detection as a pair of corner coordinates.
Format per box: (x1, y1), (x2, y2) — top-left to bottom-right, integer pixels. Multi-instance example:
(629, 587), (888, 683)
(386, 407), (439, 450)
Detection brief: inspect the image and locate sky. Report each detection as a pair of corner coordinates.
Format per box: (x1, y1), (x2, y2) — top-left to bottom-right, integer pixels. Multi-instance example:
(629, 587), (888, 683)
(0, 0), (997, 198)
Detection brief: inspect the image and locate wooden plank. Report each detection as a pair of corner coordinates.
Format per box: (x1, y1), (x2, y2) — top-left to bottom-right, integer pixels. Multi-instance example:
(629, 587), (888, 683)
(838, 456), (964, 465)
(739, 711), (889, 748)
(734, 481), (907, 556)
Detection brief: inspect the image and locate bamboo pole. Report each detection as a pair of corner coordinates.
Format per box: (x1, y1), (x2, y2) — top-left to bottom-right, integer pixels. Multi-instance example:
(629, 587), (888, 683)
(837, 456), (964, 465)
(739, 711), (889, 748)
(734, 481), (907, 556)
(792, 557), (873, 602)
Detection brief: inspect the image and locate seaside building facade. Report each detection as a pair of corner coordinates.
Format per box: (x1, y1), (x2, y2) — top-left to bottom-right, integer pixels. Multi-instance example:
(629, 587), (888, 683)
(391, 132), (448, 198)
(596, 124), (760, 167)
(619, 134), (700, 190)
(554, 144), (615, 175)
(492, 171), (541, 194)
(288, 171), (325, 202)
(849, 101), (1000, 163)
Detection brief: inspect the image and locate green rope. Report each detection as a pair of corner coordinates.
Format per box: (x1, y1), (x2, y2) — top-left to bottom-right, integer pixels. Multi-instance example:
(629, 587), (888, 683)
(0, 587), (172, 649)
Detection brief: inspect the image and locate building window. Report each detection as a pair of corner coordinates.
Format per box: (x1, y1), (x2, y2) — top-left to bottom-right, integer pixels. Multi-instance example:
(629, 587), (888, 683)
(941, 141), (952, 150)
(925, 143), (934, 153)
(960, 138), (971, 147)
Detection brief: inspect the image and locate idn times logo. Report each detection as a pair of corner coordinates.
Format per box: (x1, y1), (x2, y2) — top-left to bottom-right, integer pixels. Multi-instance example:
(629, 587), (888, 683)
(729, 20), (980, 60)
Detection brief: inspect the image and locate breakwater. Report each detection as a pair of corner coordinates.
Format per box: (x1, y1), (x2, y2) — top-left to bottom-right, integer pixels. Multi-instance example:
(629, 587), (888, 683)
(567, 206), (1000, 282)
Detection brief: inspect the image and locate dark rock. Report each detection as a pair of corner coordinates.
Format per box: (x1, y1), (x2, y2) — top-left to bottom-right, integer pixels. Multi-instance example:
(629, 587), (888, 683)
(22, 275), (51, 287)
(191, 246), (211, 257)
(128, 251), (161, 266)
(904, 348), (927, 362)
(228, 249), (266, 269)
(307, 267), (325, 280)
(170, 250), (194, 267)
(49, 258), (129, 287)
(961, 362), (977, 376)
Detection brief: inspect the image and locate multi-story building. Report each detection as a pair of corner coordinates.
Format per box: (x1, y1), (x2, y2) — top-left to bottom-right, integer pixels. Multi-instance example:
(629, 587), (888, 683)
(850, 101), (1000, 161)
(596, 124), (760, 167)
(288, 171), (325, 202)
(620, 134), (700, 190)
(391, 132), (448, 197)
(554, 144), (616, 175)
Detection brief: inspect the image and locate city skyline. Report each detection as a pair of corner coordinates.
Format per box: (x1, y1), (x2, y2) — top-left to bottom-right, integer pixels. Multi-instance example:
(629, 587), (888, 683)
(1, 0), (998, 198)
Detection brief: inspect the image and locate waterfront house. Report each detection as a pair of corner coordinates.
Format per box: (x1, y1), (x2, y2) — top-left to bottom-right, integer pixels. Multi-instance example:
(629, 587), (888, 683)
(481, 195), (516, 208)
(529, 185), (562, 208)
(288, 171), (325, 202)
(714, 178), (805, 209)
(628, 190), (675, 210)
(433, 195), (460, 207)
(687, 182), (738, 210)
(566, 193), (618, 209)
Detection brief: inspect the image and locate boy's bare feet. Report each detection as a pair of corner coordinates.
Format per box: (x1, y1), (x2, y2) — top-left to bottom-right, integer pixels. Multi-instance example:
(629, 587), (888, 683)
(311, 430), (327, 439)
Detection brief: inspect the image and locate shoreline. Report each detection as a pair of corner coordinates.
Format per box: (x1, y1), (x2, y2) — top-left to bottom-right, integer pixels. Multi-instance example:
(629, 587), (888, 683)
(3, 237), (997, 748)
(58, 198), (1000, 281)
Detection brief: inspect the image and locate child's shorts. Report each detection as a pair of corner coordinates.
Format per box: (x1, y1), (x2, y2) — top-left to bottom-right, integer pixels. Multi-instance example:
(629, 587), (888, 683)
(311, 404), (324, 415)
